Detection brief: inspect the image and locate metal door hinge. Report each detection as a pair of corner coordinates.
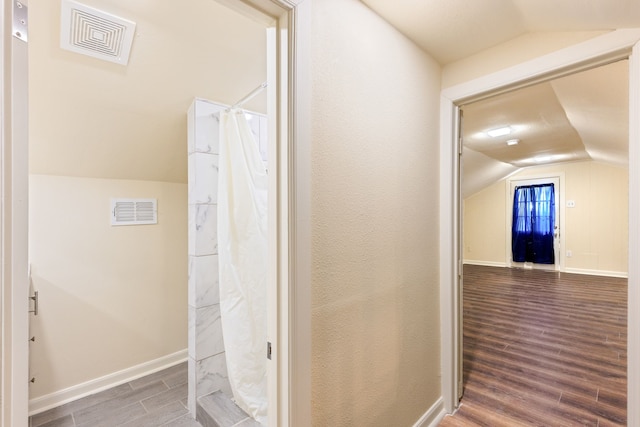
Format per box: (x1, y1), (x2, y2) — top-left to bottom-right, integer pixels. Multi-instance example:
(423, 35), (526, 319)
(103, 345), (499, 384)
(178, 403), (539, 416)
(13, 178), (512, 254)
(13, 1), (28, 42)
(29, 290), (38, 315)
(267, 342), (272, 360)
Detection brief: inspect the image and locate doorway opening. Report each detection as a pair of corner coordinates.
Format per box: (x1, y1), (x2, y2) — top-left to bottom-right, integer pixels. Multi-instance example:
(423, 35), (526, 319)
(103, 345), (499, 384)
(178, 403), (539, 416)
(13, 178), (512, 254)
(455, 62), (628, 423)
(28, 0), (272, 422)
(10, 0), (304, 426)
(3, 0), (312, 425)
(439, 29), (640, 426)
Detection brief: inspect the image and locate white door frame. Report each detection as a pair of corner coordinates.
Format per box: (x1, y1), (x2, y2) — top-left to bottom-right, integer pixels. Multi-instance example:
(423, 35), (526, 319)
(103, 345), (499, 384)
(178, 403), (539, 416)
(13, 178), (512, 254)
(0, 0), (312, 425)
(440, 29), (640, 425)
(506, 175), (564, 272)
(1, 0), (30, 425)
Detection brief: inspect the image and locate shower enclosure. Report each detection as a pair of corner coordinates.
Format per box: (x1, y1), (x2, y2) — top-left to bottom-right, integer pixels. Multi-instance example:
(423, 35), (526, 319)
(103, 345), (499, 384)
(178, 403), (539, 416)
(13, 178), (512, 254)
(187, 98), (268, 422)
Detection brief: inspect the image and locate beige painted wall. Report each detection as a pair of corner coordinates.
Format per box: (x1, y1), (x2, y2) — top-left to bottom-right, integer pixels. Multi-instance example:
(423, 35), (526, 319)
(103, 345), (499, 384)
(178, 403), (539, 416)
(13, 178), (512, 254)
(463, 181), (508, 264)
(464, 161), (628, 275)
(310, 1), (442, 425)
(442, 31), (608, 88)
(27, 0), (266, 405)
(29, 175), (187, 398)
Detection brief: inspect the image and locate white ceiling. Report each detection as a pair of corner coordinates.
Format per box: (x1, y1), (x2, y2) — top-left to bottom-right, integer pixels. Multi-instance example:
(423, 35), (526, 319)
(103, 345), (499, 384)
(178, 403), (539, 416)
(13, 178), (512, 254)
(360, 0), (640, 64)
(461, 60), (629, 197)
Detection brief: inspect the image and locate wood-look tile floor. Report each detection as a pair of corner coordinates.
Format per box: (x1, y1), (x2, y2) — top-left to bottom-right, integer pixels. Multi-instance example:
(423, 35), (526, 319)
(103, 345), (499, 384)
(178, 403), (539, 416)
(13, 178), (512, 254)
(29, 362), (202, 427)
(439, 265), (627, 427)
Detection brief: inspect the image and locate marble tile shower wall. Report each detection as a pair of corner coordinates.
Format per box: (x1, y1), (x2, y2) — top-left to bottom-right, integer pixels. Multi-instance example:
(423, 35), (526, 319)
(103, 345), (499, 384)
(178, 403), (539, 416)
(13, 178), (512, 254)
(186, 98), (267, 417)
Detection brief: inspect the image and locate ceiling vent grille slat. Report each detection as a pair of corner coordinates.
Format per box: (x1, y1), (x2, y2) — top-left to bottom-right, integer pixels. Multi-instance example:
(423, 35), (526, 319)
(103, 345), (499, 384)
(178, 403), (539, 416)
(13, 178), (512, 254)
(60, 0), (136, 66)
(111, 199), (157, 226)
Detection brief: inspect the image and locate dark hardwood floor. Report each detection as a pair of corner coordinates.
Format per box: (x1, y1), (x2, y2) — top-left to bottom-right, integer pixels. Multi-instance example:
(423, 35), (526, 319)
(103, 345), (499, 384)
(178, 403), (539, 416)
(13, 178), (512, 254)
(439, 264), (627, 427)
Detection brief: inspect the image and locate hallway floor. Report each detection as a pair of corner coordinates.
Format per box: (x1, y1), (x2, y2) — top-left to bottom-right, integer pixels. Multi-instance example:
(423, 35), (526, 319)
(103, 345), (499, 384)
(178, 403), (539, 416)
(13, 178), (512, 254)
(439, 265), (626, 426)
(29, 362), (201, 427)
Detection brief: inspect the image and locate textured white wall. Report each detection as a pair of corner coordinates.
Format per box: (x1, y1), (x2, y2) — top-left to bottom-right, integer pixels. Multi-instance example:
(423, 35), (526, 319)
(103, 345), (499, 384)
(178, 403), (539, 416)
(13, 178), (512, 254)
(310, 0), (442, 425)
(29, 175), (187, 399)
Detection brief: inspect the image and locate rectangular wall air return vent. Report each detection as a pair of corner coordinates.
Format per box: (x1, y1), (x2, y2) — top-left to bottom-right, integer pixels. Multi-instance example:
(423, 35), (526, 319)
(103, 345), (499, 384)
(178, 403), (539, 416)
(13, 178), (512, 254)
(111, 199), (157, 226)
(60, 0), (136, 65)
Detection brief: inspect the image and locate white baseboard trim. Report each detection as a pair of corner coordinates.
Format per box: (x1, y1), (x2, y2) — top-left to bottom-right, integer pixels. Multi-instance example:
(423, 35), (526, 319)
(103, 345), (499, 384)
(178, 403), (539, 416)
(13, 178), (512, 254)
(463, 259), (507, 268)
(564, 268), (628, 279)
(463, 262), (628, 279)
(412, 396), (446, 427)
(28, 348), (188, 416)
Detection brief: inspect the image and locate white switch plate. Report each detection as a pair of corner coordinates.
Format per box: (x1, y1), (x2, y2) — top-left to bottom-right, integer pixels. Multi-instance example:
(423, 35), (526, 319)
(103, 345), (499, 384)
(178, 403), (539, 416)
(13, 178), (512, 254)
(566, 200), (576, 208)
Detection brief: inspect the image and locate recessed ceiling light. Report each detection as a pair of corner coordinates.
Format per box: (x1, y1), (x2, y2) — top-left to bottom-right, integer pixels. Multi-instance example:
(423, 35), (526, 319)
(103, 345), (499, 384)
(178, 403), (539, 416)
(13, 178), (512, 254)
(534, 155), (552, 163)
(486, 126), (511, 137)
(506, 139), (519, 146)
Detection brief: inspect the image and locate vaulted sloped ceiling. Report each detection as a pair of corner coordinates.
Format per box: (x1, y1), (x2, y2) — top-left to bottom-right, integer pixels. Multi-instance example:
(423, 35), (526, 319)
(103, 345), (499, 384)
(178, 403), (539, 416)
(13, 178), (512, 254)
(361, 0), (640, 65)
(551, 61), (629, 166)
(461, 60), (628, 198)
(463, 81), (590, 167)
(29, 0), (267, 183)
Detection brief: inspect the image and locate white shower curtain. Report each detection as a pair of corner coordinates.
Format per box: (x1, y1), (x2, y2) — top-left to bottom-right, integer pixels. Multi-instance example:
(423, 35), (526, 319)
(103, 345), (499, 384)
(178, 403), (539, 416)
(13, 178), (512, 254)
(218, 109), (268, 425)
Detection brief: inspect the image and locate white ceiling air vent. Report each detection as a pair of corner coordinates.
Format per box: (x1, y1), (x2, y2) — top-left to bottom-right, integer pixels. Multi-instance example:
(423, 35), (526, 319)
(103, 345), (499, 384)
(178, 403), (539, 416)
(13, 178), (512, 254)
(111, 199), (157, 226)
(60, 0), (136, 65)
